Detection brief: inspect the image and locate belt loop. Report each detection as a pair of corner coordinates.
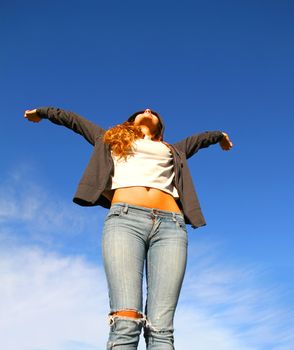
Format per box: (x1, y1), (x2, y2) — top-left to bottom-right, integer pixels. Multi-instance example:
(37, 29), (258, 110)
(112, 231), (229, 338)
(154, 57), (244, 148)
(123, 203), (129, 214)
(172, 212), (177, 222)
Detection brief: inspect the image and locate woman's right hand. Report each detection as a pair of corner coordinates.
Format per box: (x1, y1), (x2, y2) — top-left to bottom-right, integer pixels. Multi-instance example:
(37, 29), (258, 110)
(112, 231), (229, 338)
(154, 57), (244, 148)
(24, 109), (42, 123)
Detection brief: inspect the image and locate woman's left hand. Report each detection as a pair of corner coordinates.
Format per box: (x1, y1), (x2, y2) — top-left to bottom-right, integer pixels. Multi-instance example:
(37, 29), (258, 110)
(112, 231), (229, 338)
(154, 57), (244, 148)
(220, 132), (233, 150)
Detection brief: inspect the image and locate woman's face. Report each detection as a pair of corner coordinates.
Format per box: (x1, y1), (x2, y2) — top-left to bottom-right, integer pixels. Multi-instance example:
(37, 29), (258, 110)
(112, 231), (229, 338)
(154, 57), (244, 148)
(133, 109), (160, 136)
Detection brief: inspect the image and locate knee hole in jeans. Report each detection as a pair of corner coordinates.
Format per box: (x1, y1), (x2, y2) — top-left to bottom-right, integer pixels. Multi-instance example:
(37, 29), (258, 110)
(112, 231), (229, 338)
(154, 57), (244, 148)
(108, 309), (146, 326)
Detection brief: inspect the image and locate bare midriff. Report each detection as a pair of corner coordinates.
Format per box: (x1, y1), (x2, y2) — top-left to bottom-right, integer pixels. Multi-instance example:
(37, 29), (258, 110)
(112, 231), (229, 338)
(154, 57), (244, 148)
(111, 186), (182, 213)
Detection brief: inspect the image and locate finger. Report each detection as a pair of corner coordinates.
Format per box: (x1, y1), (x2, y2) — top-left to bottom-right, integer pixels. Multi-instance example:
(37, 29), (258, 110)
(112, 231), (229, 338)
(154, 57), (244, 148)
(26, 110), (36, 115)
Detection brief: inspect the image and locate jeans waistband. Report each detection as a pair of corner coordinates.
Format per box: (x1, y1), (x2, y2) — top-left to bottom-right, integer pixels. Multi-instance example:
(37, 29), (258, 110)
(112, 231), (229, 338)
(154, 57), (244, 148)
(110, 202), (185, 220)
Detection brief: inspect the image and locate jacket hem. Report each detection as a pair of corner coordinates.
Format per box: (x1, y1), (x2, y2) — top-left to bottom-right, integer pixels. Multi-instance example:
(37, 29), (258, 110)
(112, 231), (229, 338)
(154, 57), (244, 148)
(73, 184), (111, 208)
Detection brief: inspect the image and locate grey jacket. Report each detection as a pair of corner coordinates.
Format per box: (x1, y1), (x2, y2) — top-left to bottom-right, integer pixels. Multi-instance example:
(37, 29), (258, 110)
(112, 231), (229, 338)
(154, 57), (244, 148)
(36, 107), (224, 229)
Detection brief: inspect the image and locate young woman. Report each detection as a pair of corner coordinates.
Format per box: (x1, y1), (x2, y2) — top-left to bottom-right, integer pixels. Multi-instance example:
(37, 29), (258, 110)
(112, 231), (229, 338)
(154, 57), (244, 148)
(24, 107), (233, 349)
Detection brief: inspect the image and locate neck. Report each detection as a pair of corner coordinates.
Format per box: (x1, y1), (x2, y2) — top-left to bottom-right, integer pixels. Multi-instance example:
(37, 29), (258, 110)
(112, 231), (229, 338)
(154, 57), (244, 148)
(140, 125), (153, 137)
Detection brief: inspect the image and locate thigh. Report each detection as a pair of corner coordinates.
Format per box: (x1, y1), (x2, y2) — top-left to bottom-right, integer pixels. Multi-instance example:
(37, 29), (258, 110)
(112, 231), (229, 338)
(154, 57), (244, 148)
(145, 216), (188, 329)
(102, 206), (147, 313)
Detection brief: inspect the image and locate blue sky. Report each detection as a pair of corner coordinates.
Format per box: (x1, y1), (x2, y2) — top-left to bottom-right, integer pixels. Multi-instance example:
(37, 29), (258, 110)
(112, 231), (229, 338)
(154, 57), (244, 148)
(1, 1), (294, 349)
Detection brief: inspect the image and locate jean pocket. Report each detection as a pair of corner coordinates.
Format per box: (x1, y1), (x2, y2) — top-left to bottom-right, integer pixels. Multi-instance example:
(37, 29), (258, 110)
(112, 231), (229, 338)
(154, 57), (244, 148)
(105, 208), (122, 221)
(176, 217), (187, 232)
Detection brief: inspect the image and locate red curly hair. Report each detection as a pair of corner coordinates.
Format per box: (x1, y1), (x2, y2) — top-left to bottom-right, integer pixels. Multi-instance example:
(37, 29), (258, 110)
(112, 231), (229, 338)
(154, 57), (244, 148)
(103, 122), (145, 160)
(103, 121), (164, 160)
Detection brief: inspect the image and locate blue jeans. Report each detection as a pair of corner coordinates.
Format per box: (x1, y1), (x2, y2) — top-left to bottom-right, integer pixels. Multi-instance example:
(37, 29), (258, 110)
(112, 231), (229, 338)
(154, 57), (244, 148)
(102, 202), (188, 349)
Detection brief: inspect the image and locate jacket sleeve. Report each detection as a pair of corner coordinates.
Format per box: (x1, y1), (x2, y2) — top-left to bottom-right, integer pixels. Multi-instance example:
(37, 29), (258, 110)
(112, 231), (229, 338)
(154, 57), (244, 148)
(36, 107), (106, 145)
(172, 131), (224, 159)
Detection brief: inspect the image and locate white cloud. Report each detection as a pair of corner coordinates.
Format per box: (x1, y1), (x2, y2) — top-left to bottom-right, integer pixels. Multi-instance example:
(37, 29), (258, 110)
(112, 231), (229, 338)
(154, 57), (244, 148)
(1, 166), (293, 350)
(1, 242), (294, 350)
(177, 240), (294, 350)
(2, 242), (293, 350)
(0, 165), (104, 251)
(0, 169), (102, 234)
(174, 309), (255, 350)
(0, 246), (109, 350)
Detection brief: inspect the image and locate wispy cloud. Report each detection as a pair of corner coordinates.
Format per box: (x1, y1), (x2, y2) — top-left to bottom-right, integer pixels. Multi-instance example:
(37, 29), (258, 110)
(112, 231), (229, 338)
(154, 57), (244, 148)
(178, 240), (294, 350)
(0, 164), (104, 254)
(0, 245), (109, 350)
(0, 166), (293, 350)
(2, 242), (293, 350)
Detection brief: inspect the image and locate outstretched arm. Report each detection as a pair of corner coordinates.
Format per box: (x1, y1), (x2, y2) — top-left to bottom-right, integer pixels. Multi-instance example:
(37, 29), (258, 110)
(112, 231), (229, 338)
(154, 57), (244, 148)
(24, 107), (106, 145)
(172, 131), (233, 159)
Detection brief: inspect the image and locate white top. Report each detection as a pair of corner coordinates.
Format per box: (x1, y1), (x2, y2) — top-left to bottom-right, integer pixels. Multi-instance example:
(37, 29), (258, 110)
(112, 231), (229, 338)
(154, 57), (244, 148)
(111, 136), (179, 198)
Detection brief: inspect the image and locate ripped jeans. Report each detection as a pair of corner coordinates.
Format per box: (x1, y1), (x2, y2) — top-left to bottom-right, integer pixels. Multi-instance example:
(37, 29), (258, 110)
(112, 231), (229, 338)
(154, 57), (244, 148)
(102, 202), (188, 349)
